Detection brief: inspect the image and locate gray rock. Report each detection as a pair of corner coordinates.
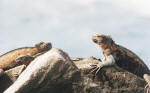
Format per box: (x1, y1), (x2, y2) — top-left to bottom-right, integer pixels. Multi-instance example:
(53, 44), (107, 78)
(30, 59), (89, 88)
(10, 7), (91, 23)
(73, 57), (146, 93)
(4, 48), (102, 93)
(4, 48), (77, 93)
(0, 65), (26, 93)
(1, 49), (146, 93)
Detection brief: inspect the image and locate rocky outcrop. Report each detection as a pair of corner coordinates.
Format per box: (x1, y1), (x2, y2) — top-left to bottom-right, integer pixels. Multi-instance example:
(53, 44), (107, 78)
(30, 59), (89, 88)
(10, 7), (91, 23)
(73, 57), (146, 93)
(0, 48), (147, 93)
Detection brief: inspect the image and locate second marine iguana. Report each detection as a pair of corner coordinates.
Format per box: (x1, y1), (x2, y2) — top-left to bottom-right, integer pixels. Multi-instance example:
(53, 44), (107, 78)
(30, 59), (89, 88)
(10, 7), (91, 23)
(91, 33), (150, 91)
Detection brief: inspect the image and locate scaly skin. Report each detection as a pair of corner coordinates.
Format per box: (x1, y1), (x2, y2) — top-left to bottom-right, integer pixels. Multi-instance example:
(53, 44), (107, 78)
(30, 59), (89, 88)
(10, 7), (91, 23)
(91, 33), (150, 77)
(91, 33), (150, 91)
(0, 42), (52, 71)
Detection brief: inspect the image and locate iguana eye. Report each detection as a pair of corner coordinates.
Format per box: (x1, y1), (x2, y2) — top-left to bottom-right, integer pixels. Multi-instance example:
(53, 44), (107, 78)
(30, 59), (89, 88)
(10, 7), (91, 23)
(93, 39), (98, 43)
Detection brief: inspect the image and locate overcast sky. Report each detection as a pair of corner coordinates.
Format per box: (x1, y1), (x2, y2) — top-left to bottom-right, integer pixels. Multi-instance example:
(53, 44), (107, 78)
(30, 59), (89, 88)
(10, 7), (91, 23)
(0, 0), (150, 67)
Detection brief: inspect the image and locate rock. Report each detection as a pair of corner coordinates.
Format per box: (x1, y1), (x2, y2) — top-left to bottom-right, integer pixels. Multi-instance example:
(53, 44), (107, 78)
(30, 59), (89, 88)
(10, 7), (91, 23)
(72, 75), (103, 93)
(4, 48), (78, 93)
(0, 65), (26, 93)
(73, 57), (147, 93)
(73, 56), (100, 71)
(4, 48), (102, 93)
(1, 50), (146, 93)
(5, 65), (26, 82)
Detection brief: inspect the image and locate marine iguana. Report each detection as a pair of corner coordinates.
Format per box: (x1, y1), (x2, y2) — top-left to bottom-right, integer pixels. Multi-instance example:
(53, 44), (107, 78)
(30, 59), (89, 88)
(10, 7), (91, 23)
(91, 33), (150, 91)
(0, 42), (52, 76)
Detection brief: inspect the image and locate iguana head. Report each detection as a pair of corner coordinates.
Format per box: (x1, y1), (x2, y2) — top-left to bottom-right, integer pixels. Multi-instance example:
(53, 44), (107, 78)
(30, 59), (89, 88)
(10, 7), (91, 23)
(92, 33), (114, 47)
(35, 42), (52, 52)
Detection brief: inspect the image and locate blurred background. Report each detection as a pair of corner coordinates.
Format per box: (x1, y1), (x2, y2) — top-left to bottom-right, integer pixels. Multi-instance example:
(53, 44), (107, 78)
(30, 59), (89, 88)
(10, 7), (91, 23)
(0, 0), (150, 67)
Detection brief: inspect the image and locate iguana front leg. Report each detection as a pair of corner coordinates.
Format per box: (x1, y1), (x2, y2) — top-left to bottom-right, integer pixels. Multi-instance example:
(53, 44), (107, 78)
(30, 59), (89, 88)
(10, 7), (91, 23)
(91, 55), (115, 74)
(0, 55), (33, 77)
(16, 55), (34, 66)
(11, 55), (35, 77)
